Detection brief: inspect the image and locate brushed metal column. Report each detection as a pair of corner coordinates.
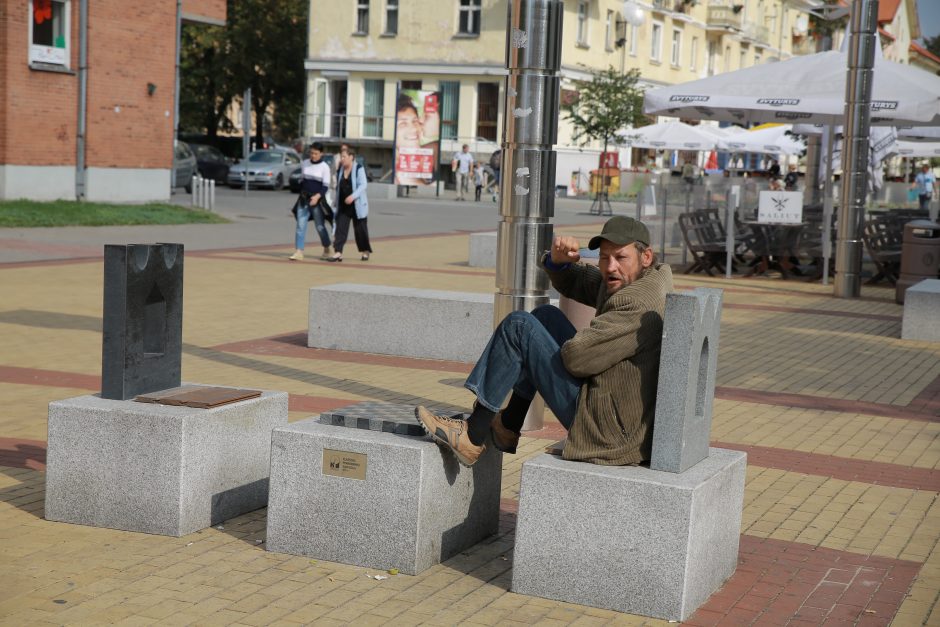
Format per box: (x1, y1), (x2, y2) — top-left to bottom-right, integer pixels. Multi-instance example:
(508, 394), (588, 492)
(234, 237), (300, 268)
(494, 0), (563, 323)
(835, 0), (878, 298)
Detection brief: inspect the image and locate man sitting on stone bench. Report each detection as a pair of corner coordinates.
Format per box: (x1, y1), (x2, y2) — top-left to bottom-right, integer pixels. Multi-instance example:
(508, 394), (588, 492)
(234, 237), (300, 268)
(416, 216), (674, 466)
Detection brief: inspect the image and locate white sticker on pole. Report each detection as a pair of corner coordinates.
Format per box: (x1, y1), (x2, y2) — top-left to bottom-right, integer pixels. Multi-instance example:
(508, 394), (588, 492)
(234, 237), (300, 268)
(757, 191), (803, 224)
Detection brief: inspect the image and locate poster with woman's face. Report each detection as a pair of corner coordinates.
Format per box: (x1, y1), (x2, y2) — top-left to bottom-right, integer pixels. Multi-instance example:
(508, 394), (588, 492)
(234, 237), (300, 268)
(394, 89), (440, 186)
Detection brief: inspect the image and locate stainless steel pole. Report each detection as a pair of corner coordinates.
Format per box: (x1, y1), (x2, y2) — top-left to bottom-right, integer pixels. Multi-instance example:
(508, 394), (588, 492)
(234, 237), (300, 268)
(497, 0), (563, 432)
(495, 0), (562, 322)
(243, 89), (251, 197)
(75, 0), (88, 199)
(822, 125), (835, 286)
(835, 0), (878, 298)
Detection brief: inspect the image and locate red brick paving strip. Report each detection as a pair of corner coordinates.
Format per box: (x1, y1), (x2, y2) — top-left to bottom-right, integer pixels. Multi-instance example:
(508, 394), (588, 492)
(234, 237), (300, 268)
(909, 374), (940, 416)
(0, 365), (100, 389)
(685, 535), (920, 626)
(0, 437), (47, 470)
(712, 441), (940, 492)
(212, 332), (474, 374)
(717, 385), (939, 422)
(723, 302), (901, 322)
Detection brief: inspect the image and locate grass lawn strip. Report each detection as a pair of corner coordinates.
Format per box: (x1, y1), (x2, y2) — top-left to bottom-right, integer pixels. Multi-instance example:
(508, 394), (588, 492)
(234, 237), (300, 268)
(0, 200), (228, 227)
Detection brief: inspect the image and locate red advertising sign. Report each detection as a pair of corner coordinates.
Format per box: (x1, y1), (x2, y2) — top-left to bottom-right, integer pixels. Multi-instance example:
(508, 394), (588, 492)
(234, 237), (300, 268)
(599, 151), (619, 169)
(394, 88), (441, 186)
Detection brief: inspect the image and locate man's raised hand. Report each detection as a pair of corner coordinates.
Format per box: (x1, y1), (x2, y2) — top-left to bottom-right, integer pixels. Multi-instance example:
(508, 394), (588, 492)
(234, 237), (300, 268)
(551, 235), (581, 265)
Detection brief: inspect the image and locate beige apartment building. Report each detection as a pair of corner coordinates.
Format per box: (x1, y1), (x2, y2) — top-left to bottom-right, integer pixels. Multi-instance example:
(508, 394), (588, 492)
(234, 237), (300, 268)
(303, 0), (824, 185)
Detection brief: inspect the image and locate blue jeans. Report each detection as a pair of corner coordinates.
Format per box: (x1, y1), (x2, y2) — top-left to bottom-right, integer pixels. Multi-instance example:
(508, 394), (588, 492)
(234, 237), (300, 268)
(464, 304), (582, 429)
(295, 199), (332, 250)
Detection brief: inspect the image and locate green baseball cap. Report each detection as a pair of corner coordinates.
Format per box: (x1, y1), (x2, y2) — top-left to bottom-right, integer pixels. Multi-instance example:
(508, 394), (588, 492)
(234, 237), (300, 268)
(588, 216), (651, 250)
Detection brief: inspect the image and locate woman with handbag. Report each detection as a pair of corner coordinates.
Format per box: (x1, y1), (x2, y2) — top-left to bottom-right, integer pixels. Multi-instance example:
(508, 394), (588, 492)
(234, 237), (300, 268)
(328, 147), (373, 262)
(290, 142), (333, 261)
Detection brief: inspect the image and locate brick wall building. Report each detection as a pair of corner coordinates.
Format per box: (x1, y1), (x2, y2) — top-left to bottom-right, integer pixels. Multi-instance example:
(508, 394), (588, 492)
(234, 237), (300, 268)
(0, 0), (225, 202)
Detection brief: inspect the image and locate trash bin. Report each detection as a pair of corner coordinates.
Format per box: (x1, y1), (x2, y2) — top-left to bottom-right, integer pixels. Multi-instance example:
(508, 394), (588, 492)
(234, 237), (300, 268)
(896, 219), (940, 304)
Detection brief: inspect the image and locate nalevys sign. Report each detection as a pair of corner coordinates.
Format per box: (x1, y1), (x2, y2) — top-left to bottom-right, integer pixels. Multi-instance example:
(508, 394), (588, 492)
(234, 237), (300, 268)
(758, 191), (803, 224)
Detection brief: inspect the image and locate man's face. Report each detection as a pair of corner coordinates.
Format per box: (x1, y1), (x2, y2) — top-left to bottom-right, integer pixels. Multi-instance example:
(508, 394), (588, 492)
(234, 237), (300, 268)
(598, 240), (653, 295)
(309, 148), (321, 161)
(396, 109), (421, 148)
(462, 145), (469, 153)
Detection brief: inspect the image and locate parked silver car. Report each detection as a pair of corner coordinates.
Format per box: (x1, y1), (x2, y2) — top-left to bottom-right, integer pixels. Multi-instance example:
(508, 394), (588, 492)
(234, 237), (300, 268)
(227, 149), (301, 190)
(172, 140), (197, 193)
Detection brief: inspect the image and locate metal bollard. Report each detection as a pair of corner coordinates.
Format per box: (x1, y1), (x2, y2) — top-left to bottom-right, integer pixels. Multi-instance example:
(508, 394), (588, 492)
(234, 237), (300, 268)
(191, 175), (199, 206)
(208, 179), (215, 211)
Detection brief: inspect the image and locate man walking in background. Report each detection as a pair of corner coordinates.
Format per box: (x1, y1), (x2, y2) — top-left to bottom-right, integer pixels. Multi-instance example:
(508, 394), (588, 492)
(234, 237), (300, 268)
(451, 144), (474, 201)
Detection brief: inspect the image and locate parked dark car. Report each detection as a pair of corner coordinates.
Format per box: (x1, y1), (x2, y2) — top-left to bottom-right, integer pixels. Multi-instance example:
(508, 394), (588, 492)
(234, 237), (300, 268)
(188, 143), (230, 183)
(172, 140), (196, 193)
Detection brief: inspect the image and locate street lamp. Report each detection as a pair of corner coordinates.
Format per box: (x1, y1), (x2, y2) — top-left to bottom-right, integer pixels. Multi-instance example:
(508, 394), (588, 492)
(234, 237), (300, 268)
(615, 0), (646, 49)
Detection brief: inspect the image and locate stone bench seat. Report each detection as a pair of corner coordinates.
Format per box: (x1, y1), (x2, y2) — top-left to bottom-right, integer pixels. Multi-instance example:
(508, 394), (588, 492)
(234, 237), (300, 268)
(901, 279), (940, 342)
(265, 402), (502, 575)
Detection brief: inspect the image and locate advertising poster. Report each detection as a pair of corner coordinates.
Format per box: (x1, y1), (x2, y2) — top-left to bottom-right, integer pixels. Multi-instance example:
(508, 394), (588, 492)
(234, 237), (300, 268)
(394, 88), (440, 186)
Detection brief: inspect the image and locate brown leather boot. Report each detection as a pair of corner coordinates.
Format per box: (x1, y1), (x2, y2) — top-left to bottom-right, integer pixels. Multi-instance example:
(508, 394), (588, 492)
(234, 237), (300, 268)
(490, 413), (520, 454)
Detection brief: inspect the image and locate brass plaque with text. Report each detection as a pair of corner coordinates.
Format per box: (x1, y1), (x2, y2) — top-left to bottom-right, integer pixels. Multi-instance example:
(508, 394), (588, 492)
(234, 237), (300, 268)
(322, 449), (368, 480)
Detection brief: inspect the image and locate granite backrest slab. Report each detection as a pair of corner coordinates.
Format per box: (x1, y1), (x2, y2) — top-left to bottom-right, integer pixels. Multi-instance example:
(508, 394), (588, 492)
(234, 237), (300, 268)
(650, 287), (723, 473)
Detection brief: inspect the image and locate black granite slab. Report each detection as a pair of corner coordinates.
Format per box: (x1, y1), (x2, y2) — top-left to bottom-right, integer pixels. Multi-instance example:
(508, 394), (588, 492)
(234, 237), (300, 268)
(101, 244), (183, 400)
(319, 402), (464, 437)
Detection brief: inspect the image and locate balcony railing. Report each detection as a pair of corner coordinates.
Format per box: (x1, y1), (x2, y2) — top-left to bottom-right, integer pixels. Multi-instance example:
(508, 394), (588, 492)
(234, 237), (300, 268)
(742, 22), (771, 45)
(707, 6), (743, 30)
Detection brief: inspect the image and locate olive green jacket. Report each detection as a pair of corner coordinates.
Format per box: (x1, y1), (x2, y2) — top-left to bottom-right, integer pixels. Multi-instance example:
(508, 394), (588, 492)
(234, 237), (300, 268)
(541, 258), (674, 465)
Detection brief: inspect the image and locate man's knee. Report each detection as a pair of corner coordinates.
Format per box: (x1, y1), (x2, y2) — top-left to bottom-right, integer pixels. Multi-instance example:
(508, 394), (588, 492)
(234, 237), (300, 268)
(531, 304), (564, 326)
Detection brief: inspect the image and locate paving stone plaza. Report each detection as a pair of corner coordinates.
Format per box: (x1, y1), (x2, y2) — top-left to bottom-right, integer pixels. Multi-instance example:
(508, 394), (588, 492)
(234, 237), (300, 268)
(0, 193), (938, 626)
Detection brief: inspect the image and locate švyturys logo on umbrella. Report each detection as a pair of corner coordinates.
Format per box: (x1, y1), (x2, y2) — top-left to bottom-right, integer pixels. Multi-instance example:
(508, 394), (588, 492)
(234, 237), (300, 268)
(870, 101), (898, 110)
(757, 98), (800, 107)
(775, 112), (811, 119)
(669, 95), (709, 103)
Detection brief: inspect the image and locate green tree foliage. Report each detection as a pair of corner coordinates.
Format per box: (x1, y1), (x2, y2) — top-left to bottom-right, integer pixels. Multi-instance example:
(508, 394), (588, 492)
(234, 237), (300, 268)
(179, 0), (306, 143)
(560, 67), (647, 154)
(924, 34), (940, 60)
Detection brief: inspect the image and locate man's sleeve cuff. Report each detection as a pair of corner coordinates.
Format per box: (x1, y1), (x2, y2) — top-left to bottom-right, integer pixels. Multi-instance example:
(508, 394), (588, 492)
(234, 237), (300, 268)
(542, 252), (571, 272)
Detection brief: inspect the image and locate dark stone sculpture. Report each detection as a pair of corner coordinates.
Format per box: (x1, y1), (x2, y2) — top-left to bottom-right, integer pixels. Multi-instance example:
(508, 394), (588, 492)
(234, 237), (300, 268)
(101, 244), (183, 400)
(319, 402), (428, 436)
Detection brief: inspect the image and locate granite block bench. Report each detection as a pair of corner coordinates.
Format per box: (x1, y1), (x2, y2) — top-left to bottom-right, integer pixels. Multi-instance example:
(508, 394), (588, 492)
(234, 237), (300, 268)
(45, 386), (288, 537)
(512, 288), (747, 622)
(308, 283), (496, 363)
(468, 231), (497, 267)
(901, 279), (940, 342)
(265, 403), (502, 575)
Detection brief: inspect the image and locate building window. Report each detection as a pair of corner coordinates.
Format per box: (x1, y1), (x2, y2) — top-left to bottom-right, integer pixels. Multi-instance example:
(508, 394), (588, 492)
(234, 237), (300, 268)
(724, 46), (731, 72)
(312, 79), (327, 136)
(650, 22), (663, 62)
(576, 1), (589, 47)
(384, 0), (398, 35)
(440, 81), (460, 140)
(670, 29), (681, 66)
(363, 79), (384, 138)
(458, 0), (482, 36)
(754, 53), (761, 65)
(29, 0), (69, 66)
(690, 37), (698, 71)
(355, 0), (369, 34)
(476, 82), (499, 142)
(739, 50), (746, 69)
(629, 24), (638, 56)
(605, 10), (614, 51)
(401, 80), (422, 91)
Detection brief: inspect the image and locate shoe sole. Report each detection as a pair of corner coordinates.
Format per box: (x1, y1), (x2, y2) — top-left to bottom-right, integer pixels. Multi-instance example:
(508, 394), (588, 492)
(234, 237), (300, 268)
(415, 407), (477, 468)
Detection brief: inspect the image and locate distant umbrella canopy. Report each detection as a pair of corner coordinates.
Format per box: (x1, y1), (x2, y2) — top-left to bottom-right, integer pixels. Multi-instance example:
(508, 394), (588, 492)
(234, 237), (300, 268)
(644, 50), (940, 128)
(617, 121), (719, 151)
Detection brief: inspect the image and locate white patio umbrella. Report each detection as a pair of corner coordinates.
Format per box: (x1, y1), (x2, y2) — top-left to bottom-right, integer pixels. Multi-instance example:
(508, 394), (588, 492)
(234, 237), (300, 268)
(617, 121), (720, 151)
(894, 141), (940, 158)
(719, 125), (805, 155)
(644, 50), (940, 127)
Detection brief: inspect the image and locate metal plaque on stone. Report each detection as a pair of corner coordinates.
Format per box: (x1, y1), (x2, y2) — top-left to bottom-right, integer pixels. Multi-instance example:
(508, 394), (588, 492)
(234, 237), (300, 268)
(101, 243), (183, 400)
(135, 385), (262, 409)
